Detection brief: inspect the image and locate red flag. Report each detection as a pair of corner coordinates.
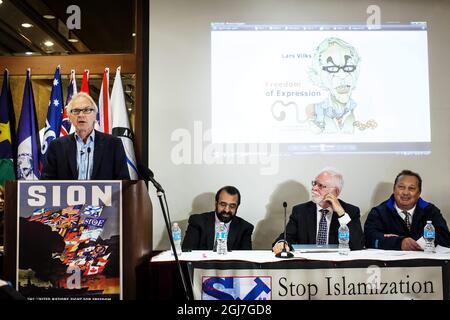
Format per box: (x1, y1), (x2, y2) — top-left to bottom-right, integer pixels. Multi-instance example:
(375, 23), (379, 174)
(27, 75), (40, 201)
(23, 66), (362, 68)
(80, 69), (90, 95)
(85, 265), (105, 276)
(98, 68), (111, 133)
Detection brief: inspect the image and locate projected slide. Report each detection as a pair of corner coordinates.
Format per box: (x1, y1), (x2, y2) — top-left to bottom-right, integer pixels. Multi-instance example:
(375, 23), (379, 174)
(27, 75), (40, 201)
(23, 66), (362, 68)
(211, 23), (431, 154)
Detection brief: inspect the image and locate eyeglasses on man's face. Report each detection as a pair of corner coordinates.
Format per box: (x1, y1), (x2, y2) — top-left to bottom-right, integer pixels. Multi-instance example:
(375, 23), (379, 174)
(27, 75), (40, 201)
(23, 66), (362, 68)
(322, 64), (356, 73)
(217, 202), (238, 210)
(70, 108), (95, 115)
(311, 180), (334, 191)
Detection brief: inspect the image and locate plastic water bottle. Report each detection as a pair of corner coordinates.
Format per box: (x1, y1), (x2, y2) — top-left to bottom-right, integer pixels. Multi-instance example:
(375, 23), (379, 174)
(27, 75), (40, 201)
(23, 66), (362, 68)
(423, 220), (435, 253)
(216, 222), (228, 255)
(338, 223), (350, 255)
(171, 222), (182, 256)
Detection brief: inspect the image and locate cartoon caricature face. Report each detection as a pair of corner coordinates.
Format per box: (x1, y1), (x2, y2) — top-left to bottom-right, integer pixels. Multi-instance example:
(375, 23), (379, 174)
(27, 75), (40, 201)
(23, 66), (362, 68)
(17, 153), (34, 179)
(310, 38), (361, 106)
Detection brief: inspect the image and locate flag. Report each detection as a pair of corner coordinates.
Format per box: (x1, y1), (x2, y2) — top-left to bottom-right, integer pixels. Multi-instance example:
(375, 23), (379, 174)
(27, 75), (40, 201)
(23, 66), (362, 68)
(78, 245), (96, 255)
(0, 69), (16, 184)
(98, 68), (111, 133)
(80, 69), (102, 130)
(79, 228), (103, 242)
(82, 205), (103, 218)
(60, 69), (77, 136)
(61, 204), (82, 215)
(80, 69), (90, 95)
(41, 66), (64, 166)
(17, 69), (41, 180)
(85, 265), (105, 276)
(83, 217), (107, 228)
(96, 253), (111, 266)
(111, 66), (138, 179)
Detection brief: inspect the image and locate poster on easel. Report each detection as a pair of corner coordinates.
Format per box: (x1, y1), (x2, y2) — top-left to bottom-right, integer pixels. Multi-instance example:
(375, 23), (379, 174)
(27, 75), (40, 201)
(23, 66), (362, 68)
(16, 181), (122, 300)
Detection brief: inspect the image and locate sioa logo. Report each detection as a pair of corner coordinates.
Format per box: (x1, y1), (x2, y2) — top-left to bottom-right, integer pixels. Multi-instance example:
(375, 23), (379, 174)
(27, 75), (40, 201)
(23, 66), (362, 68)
(202, 276), (271, 300)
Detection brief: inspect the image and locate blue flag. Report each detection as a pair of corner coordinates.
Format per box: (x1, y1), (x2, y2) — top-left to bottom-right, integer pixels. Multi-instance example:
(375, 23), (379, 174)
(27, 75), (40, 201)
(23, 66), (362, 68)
(0, 69), (17, 184)
(61, 69), (77, 136)
(17, 69), (41, 180)
(41, 66), (64, 162)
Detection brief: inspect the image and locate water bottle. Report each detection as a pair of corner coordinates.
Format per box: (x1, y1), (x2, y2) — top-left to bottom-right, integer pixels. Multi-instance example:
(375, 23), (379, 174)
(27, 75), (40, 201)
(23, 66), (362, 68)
(171, 222), (182, 256)
(338, 223), (350, 255)
(216, 222), (228, 255)
(423, 220), (435, 253)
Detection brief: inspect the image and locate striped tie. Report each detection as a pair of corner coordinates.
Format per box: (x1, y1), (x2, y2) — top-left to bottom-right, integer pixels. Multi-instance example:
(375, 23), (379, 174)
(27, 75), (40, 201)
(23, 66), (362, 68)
(317, 209), (329, 245)
(403, 211), (411, 231)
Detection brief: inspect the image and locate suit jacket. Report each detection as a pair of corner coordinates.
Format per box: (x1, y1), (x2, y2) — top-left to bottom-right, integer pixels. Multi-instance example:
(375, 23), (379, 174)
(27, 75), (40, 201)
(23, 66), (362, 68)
(364, 195), (450, 250)
(273, 200), (364, 250)
(41, 130), (130, 180)
(182, 211), (254, 251)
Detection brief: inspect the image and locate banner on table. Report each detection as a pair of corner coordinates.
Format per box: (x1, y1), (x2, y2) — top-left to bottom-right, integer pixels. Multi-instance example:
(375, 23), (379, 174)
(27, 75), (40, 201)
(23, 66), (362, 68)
(193, 266), (443, 300)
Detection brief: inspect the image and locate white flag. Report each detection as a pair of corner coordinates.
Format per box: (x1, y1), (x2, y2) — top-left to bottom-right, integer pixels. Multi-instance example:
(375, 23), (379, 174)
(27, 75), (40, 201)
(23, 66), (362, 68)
(110, 66), (138, 179)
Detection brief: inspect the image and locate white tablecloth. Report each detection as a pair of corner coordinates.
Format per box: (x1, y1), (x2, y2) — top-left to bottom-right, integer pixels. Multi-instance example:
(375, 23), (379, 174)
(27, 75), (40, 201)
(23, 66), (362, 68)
(151, 247), (450, 263)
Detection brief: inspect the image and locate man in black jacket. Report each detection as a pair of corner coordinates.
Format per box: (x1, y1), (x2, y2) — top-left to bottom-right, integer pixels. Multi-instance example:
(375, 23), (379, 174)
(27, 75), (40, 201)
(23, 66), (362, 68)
(272, 168), (364, 254)
(365, 169), (450, 250)
(41, 92), (129, 180)
(182, 186), (254, 251)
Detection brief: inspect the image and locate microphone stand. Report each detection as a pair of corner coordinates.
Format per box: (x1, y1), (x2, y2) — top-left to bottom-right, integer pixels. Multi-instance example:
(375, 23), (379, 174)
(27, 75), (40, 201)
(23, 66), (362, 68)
(150, 178), (192, 301)
(276, 201), (294, 259)
(86, 147), (91, 180)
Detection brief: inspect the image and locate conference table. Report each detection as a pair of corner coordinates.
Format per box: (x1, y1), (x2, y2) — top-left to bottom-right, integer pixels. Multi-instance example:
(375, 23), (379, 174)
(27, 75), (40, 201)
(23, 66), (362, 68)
(150, 248), (450, 300)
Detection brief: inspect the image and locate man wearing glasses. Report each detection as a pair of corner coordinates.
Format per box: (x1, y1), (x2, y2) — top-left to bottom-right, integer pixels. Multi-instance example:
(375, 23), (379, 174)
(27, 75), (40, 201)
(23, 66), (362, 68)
(306, 37), (364, 134)
(182, 186), (254, 251)
(272, 168), (364, 254)
(42, 92), (129, 180)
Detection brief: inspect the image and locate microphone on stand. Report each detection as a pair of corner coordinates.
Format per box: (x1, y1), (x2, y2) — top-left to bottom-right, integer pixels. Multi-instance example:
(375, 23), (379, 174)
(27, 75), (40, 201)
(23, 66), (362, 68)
(137, 164), (192, 301)
(275, 201), (294, 258)
(137, 164), (164, 193)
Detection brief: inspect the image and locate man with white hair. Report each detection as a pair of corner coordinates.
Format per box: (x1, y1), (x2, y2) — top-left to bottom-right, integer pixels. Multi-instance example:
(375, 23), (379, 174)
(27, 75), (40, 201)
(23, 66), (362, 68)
(272, 167), (364, 253)
(42, 92), (129, 180)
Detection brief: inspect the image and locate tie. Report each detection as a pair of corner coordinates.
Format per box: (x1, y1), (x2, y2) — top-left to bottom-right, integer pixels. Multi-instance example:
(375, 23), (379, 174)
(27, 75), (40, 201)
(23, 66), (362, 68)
(317, 209), (329, 245)
(403, 211), (411, 231)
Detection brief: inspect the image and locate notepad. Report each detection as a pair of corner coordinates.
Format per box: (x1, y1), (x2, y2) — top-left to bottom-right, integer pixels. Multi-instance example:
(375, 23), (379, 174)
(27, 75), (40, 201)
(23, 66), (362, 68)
(292, 244), (340, 253)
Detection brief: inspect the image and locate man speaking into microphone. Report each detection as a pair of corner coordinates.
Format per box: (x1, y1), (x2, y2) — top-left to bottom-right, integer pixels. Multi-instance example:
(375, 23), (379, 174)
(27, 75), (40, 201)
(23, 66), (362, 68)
(42, 92), (129, 180)
(272, 167), (364, 254)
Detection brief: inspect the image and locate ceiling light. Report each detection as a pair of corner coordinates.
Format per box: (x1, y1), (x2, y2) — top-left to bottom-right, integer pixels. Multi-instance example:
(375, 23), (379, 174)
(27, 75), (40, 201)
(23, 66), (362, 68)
(43, 14), (56, 19)
(132, 33), (136, 37)
(0, 1), (3, 4)
(21, 23), (33, 28)
(68, 38), (78, 43)
(25, 52), (33, 55)
(44, 40), (54, 47)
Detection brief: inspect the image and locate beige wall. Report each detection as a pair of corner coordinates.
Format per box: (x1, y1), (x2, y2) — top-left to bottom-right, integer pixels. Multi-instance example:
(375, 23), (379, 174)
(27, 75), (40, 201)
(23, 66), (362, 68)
(149, 0), (450, 250)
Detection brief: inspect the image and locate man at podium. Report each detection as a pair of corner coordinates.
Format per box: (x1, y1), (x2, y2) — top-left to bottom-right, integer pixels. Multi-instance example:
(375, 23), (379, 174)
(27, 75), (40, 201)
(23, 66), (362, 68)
(41, 92), (129, 180)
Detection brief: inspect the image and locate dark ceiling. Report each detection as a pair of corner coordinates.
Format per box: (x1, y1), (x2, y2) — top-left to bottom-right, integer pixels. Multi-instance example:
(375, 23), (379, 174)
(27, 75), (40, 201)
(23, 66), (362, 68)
(0, 0), (135, 56)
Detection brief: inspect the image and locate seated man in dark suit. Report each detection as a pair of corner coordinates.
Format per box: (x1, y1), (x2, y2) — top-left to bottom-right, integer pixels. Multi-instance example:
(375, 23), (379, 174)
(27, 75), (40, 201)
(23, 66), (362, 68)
(364, 170), (450, 250)
(42, 92), (130, 180)
(272, 168), (364, 254)
(182, 186), (254, 251)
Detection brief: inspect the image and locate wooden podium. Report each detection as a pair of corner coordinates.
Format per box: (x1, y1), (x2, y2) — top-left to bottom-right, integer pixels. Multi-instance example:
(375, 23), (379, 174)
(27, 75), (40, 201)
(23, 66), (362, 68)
(3, 180), (152, 300)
